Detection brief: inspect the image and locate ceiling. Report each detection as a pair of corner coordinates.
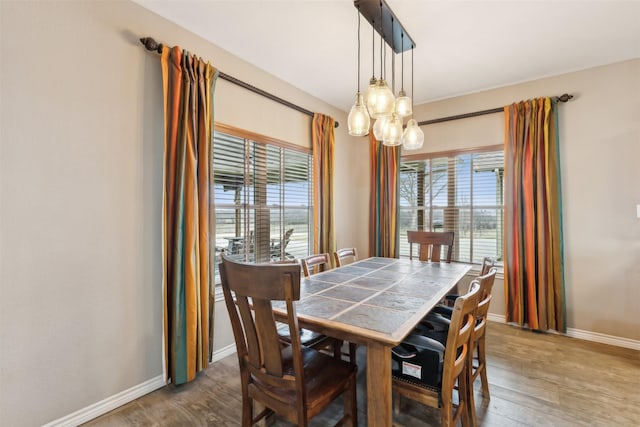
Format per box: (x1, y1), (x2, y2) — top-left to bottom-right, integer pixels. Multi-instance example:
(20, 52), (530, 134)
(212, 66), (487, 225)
(134, 0), (640, 113)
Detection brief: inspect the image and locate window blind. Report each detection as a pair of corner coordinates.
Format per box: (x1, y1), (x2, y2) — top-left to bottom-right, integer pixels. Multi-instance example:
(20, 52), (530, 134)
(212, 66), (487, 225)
(399, 148), (504, 265)
(213, 129), (312, 281)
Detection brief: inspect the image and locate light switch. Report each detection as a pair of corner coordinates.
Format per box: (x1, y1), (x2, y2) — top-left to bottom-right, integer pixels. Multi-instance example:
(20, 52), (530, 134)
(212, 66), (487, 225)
(637, 204), (640, 218)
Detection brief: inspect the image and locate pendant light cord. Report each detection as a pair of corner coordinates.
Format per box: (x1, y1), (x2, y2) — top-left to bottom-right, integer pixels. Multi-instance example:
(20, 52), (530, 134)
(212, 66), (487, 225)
(401, 33), (405, 92)
(411, 45), (415, 111)
(379, 1), (383, 79)
(391, 18), (395, 93)
(371, 19), (375, 78)
(357, 6), (361, 92)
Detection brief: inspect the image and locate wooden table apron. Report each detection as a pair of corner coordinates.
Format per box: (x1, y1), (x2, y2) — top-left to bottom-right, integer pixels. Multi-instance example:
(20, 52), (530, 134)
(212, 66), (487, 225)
(271, 257), (472, 427)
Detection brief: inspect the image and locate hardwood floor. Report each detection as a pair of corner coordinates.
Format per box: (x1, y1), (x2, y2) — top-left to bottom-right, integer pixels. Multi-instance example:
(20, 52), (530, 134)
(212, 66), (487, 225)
(83, 323), (640, 426)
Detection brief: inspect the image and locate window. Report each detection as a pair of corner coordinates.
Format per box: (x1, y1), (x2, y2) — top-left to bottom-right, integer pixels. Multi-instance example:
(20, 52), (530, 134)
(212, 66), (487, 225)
(213, 126), (312, 282)
(399, 146), (504, 266)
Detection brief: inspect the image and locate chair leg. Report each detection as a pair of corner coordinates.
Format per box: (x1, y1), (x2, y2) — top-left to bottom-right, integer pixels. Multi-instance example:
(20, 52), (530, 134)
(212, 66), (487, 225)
(333, 340), (344, 359)
(466, 364), (477, 427)
(344, 378), (358, 427)
(477, 338), (490, 399)
(242, 395), (253, 427)
(348, 342), (357, 364)
(458, 368), (472, 427)
(440, 400), (453, 427)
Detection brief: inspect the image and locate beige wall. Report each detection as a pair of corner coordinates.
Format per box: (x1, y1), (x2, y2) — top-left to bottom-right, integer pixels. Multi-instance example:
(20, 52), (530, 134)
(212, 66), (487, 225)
(413, 59), (640, 340)
(0, 1), (367, 426)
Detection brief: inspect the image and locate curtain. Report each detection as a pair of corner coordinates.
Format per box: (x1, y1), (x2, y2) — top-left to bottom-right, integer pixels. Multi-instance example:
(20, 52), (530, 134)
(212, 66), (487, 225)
(369, 133), (400, 258)
(161, 46), (218, 384)
(504, 97), (566, 332)
(311, 114), (336, 257)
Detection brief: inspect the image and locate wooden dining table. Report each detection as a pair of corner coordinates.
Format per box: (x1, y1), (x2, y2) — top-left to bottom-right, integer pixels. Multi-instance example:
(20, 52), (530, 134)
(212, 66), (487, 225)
(272, 257), (472, 426)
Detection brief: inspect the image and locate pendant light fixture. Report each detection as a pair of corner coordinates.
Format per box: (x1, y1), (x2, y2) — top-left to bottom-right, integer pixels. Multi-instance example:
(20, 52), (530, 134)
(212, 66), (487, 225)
(352, 0), (417, 142)
(402, 45), (424, 150)
(394, 32), (412, 118)
(347, 5), (370, 136)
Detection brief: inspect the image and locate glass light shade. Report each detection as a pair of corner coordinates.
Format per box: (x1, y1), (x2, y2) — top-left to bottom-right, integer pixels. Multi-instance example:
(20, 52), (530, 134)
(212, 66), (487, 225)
(382, 114), (403, 146)
(369, 79), (395, 119)
(364, 77), (378, 114)
(401, 119), (424, 150)
(395, 90), (412, 118)
(372, 116), (388, 140)
(347, 93), (370, 136)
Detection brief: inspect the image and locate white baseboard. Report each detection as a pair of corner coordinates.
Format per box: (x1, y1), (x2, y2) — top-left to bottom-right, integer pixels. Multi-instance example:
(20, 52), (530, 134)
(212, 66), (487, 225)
(44, 344), (238, 427)
(42, 375), (166, 427)
(211, 343), (236, 363)
(487, 313), (640, 351)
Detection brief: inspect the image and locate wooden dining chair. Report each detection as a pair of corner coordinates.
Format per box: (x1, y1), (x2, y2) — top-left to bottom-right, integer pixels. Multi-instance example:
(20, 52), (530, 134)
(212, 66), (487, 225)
(392, 281), (480, 427)
(301, 253), (332, 277)
(333, 247), (358, 267)
(421, 267), (498, 426)
(220, 255), (358, 427)
(467, 267), (497, 425)
(407, 230), (455, 263)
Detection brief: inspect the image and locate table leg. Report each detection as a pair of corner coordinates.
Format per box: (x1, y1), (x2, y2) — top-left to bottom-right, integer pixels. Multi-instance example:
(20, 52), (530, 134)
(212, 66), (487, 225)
(366, 341), (392, 426)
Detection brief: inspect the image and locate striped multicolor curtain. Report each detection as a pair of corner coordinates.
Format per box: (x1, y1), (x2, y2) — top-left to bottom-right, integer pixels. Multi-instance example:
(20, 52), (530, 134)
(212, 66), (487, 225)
(369, 133), (400, 258)
(504, 97), (566, 333)
(311, 113), (336, 256)
(161, 46), (218, 384)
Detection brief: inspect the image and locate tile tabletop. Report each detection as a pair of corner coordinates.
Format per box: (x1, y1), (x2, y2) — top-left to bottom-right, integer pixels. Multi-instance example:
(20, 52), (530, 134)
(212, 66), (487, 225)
(283, 257), (471, 345)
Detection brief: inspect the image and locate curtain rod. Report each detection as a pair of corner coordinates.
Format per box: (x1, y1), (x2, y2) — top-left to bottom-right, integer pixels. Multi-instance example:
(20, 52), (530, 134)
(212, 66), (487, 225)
(140, 37), (339, 128)
(417, 93), (573, 127)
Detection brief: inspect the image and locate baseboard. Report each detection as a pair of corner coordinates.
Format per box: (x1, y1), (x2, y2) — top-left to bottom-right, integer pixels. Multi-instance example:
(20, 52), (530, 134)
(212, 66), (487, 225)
(44, 344), (238, 427)
(42, 375), (165, 427)
(211, 343), (236, 363)
(487, 313), (640, 351)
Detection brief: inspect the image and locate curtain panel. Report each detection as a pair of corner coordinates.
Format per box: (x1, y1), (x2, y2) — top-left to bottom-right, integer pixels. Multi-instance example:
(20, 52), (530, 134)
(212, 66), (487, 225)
(161, 46), (218, 384)
(369, 133), (400, 258)
(311, 114), (336, 257)
(504, 97), (566, 333)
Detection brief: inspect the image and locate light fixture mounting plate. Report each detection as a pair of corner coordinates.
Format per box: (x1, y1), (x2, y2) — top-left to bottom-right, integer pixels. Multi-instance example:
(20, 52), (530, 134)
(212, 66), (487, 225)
(354, 0), (415, 53)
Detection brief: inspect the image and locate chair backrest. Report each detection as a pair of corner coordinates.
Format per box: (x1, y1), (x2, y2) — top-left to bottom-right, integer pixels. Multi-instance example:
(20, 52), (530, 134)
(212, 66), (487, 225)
(301, 253), (331, 277)
(471, 267), (497, 342)
(407, 231), (455, 262)
(441, 280), (480, 400)
(333, 247), (358, 267)
(220, 255), (308, 418)
(479, 257), (496, 275)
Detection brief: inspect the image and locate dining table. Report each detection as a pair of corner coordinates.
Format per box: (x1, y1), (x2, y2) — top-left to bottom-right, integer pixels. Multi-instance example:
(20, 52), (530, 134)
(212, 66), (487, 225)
(272, 256), (471, 426)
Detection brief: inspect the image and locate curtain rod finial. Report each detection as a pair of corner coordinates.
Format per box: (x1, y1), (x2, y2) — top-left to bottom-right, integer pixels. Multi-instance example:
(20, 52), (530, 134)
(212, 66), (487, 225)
(140, 37), (162, 54)
(557, 93), (573, 102)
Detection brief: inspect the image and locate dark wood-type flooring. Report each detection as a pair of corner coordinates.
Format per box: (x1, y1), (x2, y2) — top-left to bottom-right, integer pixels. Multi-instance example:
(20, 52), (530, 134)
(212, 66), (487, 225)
(84, 323), (640, 426)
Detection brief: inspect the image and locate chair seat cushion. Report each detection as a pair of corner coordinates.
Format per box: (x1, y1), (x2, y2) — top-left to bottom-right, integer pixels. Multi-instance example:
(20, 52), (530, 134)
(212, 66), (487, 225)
(278, 327), (330, 347)
(391, 341), (442, 388)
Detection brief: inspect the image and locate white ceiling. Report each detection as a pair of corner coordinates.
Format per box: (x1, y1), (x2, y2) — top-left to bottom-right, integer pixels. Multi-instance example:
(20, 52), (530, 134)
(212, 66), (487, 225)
(134, 0), (640, 113)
